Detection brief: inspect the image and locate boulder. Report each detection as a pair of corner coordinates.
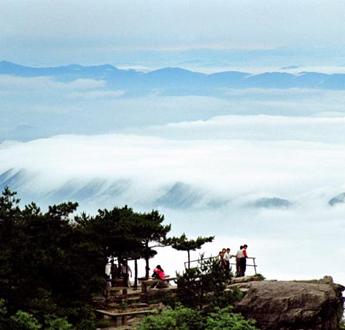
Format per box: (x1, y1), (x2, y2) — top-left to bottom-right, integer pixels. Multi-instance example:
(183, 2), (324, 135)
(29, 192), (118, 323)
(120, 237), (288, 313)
(233, 277), (344, 330)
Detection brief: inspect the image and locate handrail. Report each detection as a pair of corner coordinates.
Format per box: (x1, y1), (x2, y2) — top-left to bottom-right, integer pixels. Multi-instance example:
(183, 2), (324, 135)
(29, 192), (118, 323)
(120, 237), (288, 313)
(184, 255), (258, 275)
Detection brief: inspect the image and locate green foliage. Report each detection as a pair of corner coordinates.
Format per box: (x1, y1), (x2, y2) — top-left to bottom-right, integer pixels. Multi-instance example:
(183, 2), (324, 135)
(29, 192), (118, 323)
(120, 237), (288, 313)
(44, 316), (73, 330)
(137, 306), (204, 330)
(168, 234), (214, 252)
(138, 306), (258, 330)
(205, 308), (257, 330)
(176, 257), (237, 311)
(146, 243), (257, 330)
(76, 206), (170, 278)
(74, 319), (96, 330)
(10, 311), (41, 330)
(0, 188), (170, 327)
(166, 234), (214, 268)
(136, 210), (171, 278)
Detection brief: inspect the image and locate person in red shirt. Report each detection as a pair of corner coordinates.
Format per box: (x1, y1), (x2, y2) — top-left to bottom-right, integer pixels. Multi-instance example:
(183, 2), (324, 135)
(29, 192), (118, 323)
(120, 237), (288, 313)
(152, 265), (165, 280)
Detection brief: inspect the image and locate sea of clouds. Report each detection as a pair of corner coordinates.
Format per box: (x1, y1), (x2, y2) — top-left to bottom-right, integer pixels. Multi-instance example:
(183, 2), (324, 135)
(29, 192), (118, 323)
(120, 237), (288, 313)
(1, 71), (345, 282)
(3, 73), (345, 141)
(1, 114), (345, 284)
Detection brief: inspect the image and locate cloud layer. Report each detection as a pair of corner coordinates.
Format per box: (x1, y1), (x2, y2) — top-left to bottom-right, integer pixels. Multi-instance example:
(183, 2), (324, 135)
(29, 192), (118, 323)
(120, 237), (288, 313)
(3, 71), (345, 142)
(1, 117), (345, 283)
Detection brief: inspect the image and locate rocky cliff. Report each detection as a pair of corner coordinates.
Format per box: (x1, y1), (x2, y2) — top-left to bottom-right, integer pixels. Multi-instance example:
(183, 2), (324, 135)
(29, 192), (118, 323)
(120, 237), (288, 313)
(232, 276), (344, 330)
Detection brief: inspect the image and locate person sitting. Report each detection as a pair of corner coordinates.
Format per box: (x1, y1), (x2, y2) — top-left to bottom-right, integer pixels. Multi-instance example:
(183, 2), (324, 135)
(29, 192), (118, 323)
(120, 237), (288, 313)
(151, 265), (168, 288)
(152, 265), (165, 280)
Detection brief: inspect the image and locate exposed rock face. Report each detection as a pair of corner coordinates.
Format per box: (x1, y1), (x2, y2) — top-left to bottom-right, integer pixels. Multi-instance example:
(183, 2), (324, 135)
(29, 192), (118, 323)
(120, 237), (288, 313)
(329, 192), (345, 206)
(251, 197), (293, 209)
(233, 277), (344, 330)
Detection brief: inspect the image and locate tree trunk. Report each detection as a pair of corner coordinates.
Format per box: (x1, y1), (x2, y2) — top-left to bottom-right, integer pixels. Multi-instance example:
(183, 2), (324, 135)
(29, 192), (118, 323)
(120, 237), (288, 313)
(134, 259), (138, 289)
(145, 241), (150, 279)
(187, 249), (191, 269)
(125, 259), (129, 287)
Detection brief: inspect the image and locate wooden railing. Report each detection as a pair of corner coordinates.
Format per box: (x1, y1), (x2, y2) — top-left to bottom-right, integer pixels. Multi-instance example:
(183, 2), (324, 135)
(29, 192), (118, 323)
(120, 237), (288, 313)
(184, 255), (258, 275)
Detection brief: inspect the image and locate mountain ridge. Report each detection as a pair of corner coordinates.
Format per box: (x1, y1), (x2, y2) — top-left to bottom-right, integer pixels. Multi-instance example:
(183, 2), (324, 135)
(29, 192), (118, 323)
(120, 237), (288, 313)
(2, 60), (345, 90)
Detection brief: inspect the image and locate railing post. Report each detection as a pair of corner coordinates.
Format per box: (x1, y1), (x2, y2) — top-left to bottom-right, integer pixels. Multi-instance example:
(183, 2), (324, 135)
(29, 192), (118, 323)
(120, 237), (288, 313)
(253, 257), (257, 275)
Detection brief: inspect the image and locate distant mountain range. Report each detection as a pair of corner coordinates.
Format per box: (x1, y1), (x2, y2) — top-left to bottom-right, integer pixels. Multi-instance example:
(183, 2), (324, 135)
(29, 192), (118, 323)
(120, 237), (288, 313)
(2, 60), (345, 91)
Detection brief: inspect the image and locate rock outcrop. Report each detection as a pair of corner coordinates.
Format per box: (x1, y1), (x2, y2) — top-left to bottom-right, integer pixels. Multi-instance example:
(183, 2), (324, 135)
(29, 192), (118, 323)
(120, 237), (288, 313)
(329, 192), (345, 206)
(232, 276), (344, 330)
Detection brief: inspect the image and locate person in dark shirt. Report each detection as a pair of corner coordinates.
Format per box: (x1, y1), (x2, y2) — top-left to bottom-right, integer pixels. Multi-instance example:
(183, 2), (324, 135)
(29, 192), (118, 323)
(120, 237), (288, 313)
(240, 244), (248, 276)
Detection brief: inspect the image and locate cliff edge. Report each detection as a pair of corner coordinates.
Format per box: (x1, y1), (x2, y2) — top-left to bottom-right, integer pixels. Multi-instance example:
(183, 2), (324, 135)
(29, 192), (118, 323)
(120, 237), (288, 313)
(231, 276), (344, 330)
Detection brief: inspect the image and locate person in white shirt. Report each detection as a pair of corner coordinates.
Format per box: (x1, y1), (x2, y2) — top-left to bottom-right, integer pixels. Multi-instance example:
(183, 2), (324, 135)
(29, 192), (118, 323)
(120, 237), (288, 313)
(236, 246), (244, 277)
(105, 259), (112, 280)
(223, 248), (231, 275)
(104, 258), (112, 297)
(120, 261), (132, 287)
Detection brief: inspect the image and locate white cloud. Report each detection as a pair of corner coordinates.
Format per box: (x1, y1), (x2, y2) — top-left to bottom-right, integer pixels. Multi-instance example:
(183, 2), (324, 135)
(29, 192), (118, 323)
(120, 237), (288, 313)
(63, 78), (106, 90)
(140, 114), (345, 143)
(0, 75), (106, 92)
(1, 123), (345, 283)
(69, 90), (125, 99)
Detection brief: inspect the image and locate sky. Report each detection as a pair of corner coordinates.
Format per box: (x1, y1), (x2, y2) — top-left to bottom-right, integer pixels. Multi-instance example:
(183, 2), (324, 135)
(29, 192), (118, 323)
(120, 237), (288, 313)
(1, 0), (345, 69)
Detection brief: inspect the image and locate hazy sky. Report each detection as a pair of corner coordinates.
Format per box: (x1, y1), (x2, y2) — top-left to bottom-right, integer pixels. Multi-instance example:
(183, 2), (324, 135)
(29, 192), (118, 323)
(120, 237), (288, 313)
(1, 0), (345, 66)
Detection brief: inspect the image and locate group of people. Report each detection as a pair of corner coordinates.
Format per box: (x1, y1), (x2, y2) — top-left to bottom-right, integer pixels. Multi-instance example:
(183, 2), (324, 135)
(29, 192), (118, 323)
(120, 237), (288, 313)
(218, 247), (232, 274)
(105, 243), (250, 292)
(236, 244), (248, 277)
(105, 259), (167, 290)
(105, 258), (132, 288)
(218, 244), (249, 277)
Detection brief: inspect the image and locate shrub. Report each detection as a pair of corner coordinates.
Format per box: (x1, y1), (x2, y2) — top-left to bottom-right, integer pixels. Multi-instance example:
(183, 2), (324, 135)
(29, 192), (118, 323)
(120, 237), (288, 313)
(138, 306), (258, 330)
(45, 316), (73, 330)
(137, 305), (204, 330)
(176, 257), (240, 311)
(10, 310), (41, 330)
(205, 307), (257, 330)
(75, 319), (96, 330)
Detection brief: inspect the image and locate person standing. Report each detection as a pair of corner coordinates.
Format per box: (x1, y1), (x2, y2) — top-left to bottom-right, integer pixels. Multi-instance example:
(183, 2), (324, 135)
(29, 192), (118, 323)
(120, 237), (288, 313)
(236, 245), (243, 277)
(240, 244), (248, 276)
(224, 248), (231, 275)
(105, 258), (112, 282)
(120, 260), (132, 287)
(104, 258), (112, 298)
(218, 250), (226, 270)
(111, 258), (119, 286)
